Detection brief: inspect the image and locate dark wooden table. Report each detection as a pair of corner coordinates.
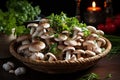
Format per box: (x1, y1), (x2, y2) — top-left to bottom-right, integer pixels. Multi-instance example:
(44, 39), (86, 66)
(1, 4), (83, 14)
(0, 54), (120, 80)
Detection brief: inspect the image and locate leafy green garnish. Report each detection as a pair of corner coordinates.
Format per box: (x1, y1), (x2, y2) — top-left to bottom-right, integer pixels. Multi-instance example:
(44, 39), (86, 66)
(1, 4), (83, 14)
(78, 73), (112, 80)
(49, 43), (58, 54)
(78, 73), (99, 80)
(47, 12), (90, 37)
(0, 0), (41, 36)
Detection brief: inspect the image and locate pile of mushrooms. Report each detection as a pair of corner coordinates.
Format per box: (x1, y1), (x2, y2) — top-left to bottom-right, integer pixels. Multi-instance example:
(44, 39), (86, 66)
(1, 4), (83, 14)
(16, 18), (107, 62)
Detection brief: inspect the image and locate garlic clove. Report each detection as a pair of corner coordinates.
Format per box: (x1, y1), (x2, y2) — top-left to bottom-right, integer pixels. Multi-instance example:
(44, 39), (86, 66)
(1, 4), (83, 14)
(15, 67), (26, 76)
(2, 61), (14, 71)
(9, 70), (14, 74)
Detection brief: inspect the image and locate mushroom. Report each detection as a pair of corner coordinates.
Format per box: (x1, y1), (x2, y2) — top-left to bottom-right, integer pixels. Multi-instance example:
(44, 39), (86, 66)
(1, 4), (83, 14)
(85, 50), (96, 57)
(83, 40), (95, 50)
(39, 18), (49, 24)
(2, 61), (14, 71)
(14, 67), (26, 76)
(17, 44), (30, 53)
(44, 52), (57, 61)
(54, 34), (68, 43)
(40, 33), (54, 45)
(96, 30), (104, 35)
(62, 46), (75, 60)
(83, 40), (102, 54)
(57, 45), (66, 50)
(64, 39), (81, 46)
(72, 32), (84, 40)
(73, 26), (82, 36)
(32, 22), (50, 38)
(36, 52), (45, 60)
(22, 40), (30, 45)
(97, 38), (106, 47)
(86, 33), (99, 40)
(87, 26), (97, 33)
(29, 41), (46, 52)
(69, 54), (77, 61)
(30, 52), (44, 61)
(93, 43), (102, 54)
(16, 34), (31, 42)
(27, 23), (38, 35)
(73, 49), (85, 58)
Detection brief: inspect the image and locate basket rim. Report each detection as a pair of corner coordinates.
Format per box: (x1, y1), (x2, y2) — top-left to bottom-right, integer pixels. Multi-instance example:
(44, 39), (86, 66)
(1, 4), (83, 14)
(9, 36), (112, 65)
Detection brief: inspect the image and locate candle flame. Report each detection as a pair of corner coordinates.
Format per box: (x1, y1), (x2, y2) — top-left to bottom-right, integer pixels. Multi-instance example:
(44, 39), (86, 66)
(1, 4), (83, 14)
(92, 1), (96, 8)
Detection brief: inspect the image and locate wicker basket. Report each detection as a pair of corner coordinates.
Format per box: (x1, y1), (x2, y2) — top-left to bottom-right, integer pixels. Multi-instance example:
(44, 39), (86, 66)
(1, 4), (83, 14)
(9, 36), (111, 74)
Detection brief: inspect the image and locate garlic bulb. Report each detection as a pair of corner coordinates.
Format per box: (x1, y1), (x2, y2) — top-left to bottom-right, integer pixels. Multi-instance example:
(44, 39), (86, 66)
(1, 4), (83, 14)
(2, 61), (14, 71)
(15, 67), (26, 76)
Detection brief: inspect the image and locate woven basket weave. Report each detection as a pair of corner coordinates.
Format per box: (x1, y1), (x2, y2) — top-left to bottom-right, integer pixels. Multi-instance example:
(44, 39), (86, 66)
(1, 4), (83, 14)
(9, 36), (111, 74)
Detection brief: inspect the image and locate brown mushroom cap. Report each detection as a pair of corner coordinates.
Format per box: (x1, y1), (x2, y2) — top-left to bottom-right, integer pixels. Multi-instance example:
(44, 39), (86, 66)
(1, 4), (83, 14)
(73, 26), (82, 32)
(17, 44), (30, 53)
(64, 40), (78, 46)
(27, 23), (38, 28)
(85, 50), (96, 57)
(29, 41), (46, 52)
(87, 26), (97, 33)
(16, 34), (31, 42)
(86, 33), (99, 40)
(73, 49), (85, 58)
(96, 30), (104, 35)
(45, 52), (57, 61)
(62, 46), (75, 53)
(97, 38), (106, 47)
(54, 34), (68, 42)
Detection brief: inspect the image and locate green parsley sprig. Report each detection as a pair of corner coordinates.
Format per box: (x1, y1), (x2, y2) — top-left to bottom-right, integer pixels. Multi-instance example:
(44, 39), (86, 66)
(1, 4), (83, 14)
(47, 12), (90, 37)
(0, 0), (41, 36)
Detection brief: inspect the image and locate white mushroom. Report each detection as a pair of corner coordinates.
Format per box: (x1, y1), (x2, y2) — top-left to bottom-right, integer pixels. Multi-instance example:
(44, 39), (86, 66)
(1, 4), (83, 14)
(97, 38), (106, 47)
(87, 26), (97, 33)
(96, 30), (104, 35)
(2, 61), (14, 71)
(27, 23), (38, 35)
(36, 52), (45, 60)
(93, 43), (102, 54)
(83, 40), (102, 54)
(16, 34), (31, 42)
(86, 33), (99, 40)
(57, 45), (66, 50)
(17, 44), (30, 53)
(73, 49), (85, 58)
(54, 34), (68, 42)
(22, 40), (30, 45)
(29, 41), (46, 52)
(62, 46), (75, 60)
(73, 26), (82, 36)
(40, 33), (54, 45)
(83, 40), (95, 50)
(45, 52), (57, 61)
(69, 54), (77, 61)
(64, 39), (79, 46)
(30, 52), (44, 61)
(14, 67), (26, 76)
(85, 50), (96, 57)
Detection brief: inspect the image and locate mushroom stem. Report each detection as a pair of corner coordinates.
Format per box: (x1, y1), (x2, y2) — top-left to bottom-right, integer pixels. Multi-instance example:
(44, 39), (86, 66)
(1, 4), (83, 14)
(70, 54), (77, 61)
(30, 27), (35, 35)
(65, 51), (71, 60)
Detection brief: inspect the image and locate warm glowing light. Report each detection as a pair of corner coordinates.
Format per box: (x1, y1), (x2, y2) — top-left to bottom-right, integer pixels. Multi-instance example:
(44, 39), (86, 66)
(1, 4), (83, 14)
(87, 1), (101, 11)
(92, 1), (96, 8)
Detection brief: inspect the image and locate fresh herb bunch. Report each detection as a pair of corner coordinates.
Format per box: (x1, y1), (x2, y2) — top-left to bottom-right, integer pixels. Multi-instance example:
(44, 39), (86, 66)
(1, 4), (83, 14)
(0, 0), (41, 36)
(78, 73), (112, 80)
(47, 12), (90, 37)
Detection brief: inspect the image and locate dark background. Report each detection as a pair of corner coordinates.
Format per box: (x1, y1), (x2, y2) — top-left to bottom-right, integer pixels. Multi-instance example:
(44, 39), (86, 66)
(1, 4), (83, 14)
(0, 0), (120, 17)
